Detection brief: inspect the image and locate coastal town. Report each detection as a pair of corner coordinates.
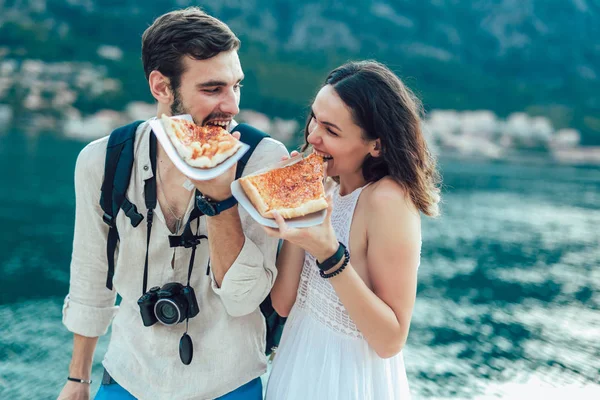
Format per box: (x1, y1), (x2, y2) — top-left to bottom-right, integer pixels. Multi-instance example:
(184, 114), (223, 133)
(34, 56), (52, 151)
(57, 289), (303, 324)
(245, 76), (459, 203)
(1, 56), (598, 166)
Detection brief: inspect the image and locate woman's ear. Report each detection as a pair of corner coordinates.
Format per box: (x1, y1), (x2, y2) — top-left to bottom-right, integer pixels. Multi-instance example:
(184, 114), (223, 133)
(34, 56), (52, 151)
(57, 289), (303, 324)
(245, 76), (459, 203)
(370, 139), (382, 158)
(148, 70), (173, 105)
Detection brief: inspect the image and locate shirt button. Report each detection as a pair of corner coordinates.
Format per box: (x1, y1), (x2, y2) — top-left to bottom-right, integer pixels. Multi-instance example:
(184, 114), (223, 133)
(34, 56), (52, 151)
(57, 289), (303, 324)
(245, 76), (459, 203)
(143, 165), (149, 171)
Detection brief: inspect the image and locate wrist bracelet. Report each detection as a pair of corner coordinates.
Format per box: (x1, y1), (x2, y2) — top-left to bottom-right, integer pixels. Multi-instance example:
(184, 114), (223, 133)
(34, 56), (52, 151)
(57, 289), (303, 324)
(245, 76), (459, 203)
(67, 377), (92, 384)
(320, 247), (350, 279)
(316, 242), (346, 271)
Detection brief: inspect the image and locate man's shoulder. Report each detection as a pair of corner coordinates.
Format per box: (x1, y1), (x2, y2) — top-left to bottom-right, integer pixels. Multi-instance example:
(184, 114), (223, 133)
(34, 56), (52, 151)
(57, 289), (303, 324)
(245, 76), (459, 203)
(75, 120), (150, 176)
(76, 135), (109, 175)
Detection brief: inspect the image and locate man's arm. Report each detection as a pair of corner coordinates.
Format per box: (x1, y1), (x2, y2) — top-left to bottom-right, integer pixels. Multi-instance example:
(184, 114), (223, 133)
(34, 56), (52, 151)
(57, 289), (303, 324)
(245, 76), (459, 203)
(62, 137), (119, 336)
(68, 334), (98, 381)
(57, 334), (98, 400)
(59, 138), (119, 398)
(198, 138), (289, 316)
(206, 205), (245, 286)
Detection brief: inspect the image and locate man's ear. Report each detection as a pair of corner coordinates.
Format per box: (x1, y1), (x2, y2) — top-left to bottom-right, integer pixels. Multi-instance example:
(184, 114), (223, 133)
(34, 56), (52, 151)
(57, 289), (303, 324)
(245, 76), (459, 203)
(370, 139), (382, 158)
(148, 70), (173, 105)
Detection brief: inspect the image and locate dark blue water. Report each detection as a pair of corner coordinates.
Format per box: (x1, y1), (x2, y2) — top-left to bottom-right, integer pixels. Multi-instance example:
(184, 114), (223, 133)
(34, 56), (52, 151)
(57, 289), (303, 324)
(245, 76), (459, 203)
(1, 131), (599, 399)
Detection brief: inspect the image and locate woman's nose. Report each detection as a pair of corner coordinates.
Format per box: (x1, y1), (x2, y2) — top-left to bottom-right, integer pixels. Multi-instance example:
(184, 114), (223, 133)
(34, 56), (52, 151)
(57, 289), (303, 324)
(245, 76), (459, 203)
(307, 125), (320, 145)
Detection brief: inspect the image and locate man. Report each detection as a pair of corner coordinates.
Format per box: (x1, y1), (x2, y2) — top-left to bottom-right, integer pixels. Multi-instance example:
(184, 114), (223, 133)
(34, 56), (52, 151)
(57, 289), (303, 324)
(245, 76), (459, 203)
(58, 7), (287, 400)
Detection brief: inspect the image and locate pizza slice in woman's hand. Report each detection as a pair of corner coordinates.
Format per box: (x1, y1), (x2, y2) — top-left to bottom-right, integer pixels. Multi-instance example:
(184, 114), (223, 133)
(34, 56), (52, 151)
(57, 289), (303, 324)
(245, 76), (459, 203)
(160, 114), (242, 168)
(239, 153), (328, 219)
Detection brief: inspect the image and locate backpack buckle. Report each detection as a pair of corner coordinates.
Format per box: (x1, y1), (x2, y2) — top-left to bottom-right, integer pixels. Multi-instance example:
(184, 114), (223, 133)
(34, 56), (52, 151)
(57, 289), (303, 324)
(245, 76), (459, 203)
(122, 199), (144, 228)
(102, 213), (115, 227)
(169, 234), (207, 249)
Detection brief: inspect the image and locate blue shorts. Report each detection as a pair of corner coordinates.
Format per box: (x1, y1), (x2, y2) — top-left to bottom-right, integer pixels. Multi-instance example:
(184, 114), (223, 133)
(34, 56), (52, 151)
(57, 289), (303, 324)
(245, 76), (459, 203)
(95, 375), (262, 400)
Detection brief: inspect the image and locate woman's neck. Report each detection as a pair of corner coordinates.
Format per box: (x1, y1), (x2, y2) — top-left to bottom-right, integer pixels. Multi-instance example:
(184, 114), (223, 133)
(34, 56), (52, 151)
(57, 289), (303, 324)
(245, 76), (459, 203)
(338, 173), (367, 196)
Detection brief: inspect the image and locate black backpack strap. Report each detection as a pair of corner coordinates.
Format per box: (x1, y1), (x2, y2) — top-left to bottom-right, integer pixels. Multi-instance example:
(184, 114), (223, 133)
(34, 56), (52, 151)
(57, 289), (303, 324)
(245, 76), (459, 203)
(99, 120), (144, 290)
(232, 123), (270, 180)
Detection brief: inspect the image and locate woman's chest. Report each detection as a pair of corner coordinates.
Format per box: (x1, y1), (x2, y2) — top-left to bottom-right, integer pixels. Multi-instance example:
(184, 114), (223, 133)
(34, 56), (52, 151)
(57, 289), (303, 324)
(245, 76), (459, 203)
(332, 194), (372, 290)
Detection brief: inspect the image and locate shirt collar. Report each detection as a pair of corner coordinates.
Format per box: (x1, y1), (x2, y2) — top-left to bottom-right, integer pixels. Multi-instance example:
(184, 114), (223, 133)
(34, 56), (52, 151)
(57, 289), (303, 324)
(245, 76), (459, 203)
(136, 120), (155, 185)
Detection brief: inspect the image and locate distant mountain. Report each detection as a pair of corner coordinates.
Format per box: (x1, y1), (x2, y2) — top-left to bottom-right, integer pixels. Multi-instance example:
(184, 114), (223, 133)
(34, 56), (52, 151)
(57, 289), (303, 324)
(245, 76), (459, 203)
(1, 0), (599, 144)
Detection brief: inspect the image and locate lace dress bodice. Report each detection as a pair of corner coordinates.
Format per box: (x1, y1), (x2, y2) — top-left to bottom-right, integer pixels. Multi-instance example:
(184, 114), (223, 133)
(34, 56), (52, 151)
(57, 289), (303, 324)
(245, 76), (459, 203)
(294, 184), (366, 338)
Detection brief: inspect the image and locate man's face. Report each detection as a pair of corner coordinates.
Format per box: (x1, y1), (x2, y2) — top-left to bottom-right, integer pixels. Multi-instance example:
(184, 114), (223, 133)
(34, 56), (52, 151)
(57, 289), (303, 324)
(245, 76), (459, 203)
(170, 50), (243, 131)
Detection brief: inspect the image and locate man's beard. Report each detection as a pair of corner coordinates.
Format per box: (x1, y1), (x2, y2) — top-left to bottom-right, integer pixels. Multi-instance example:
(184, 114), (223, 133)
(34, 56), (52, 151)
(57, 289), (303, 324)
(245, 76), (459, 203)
(170, 87), (190, 119)
(170, 86), (235, 127)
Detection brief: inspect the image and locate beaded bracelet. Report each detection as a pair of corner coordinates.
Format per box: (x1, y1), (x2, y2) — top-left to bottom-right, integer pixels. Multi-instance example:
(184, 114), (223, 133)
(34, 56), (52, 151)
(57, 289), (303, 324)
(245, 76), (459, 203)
(320, 247), (350, 279)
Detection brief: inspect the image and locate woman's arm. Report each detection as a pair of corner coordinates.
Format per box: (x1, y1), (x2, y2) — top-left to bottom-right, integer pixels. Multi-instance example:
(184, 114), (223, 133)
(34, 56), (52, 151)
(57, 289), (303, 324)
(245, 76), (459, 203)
(265, 180), (421, 357)
(270, 239), (306, 317)
(325, 182), (421, 358)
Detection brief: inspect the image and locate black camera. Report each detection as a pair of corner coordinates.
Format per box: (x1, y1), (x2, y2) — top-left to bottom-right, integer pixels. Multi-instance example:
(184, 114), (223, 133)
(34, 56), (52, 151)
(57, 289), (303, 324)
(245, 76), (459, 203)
(137, 282), (200, 327)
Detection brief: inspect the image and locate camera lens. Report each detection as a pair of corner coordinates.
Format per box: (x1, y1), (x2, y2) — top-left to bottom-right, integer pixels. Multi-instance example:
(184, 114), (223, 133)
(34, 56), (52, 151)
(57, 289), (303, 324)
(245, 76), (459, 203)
(154, 299), (182, 326)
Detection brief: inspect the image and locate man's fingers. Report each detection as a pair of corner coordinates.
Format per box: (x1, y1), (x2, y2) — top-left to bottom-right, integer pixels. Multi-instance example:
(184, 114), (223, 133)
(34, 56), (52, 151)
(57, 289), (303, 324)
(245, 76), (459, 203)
(290, 150), (300, 157)
(232, 131), (241, 140)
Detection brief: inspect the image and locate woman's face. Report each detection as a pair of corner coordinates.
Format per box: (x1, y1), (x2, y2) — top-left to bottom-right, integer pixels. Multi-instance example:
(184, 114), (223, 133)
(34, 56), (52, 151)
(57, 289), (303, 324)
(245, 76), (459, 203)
(306, 84), (377, 179)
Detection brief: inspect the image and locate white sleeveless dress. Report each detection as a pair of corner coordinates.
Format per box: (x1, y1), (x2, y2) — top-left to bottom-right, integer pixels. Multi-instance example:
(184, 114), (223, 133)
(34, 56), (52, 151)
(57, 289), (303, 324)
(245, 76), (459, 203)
(266, 184), (412, 400)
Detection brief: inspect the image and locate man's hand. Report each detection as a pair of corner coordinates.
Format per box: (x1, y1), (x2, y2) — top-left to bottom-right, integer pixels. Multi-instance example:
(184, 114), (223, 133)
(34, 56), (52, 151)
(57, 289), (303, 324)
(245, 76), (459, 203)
(191, 131), (241, 201)
(57, 381), (90, 400)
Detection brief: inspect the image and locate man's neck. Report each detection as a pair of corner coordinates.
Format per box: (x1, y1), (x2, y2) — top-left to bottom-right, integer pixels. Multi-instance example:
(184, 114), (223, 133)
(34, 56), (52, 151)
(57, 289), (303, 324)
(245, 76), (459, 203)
(156, 142), (189, 189)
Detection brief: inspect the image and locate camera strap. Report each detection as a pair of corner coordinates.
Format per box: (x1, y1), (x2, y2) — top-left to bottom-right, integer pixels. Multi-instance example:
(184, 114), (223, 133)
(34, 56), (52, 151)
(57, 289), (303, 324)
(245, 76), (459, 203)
(140, 132), (206, 295)
(141, 131), (158, 295)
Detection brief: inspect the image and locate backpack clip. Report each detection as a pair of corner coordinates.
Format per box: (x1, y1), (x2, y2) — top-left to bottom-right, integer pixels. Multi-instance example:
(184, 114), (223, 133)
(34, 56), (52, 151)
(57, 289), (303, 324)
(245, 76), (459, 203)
(122, 199), (144, 228)
(102, 213), (115, 228)
(169, 234), (208, 249)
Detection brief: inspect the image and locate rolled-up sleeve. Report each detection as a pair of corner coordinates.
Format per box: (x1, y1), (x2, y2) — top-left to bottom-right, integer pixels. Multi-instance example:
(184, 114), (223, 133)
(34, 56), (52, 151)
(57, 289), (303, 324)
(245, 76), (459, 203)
(62, 137), (118, 337)
(210, 138), (288, 316)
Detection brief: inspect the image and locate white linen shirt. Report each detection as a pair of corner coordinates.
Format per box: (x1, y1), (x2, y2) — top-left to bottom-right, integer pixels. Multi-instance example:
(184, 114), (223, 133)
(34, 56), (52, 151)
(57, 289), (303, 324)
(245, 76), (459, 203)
(62, 120), (288, 400)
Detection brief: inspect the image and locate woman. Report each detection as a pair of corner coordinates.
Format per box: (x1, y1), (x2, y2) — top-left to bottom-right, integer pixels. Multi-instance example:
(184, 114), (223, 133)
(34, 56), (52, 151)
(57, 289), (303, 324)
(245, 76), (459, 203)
(264, 61), (441, 400)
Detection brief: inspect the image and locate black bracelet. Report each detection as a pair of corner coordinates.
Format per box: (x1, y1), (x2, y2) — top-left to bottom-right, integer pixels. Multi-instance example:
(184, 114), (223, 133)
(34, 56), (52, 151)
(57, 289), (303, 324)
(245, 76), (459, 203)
(316, 242), (346, 271)
(67, 376), (92, 384)
(320, 247), (350, 279)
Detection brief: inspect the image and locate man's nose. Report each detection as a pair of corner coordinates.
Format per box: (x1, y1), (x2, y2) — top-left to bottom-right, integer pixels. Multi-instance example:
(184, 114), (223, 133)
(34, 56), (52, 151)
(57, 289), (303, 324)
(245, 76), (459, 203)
(219, 89), (240, 116)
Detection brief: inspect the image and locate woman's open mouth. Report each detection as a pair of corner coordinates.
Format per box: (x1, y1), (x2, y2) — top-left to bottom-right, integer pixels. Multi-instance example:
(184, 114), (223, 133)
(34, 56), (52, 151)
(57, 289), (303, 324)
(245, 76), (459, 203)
(313, 149), (333, 161)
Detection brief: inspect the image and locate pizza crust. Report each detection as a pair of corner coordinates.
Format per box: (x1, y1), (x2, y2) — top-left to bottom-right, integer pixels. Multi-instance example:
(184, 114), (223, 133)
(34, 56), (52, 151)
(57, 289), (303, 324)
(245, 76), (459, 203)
(239, 177), (271, 218)
(161, 115), (241, 168)
(270, 198), (329, 219)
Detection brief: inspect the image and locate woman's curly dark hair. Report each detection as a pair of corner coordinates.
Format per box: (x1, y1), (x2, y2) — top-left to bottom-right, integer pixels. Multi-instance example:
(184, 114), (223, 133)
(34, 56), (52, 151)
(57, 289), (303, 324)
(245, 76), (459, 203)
(303, 61), (441, 217)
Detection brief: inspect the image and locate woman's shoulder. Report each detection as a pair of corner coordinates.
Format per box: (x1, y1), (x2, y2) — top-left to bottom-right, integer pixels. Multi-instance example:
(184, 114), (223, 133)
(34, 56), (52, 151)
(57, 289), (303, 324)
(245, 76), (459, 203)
(363, 178), (421, 244)
(365, 177), (418, 215)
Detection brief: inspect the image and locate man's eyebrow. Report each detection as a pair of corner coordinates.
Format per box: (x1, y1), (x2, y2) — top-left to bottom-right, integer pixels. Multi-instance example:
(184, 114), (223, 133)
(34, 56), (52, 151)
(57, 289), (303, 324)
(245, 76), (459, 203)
(196, 76), (245, 89)
(312, 107), (341, 131)
(196, 80), (227, 88)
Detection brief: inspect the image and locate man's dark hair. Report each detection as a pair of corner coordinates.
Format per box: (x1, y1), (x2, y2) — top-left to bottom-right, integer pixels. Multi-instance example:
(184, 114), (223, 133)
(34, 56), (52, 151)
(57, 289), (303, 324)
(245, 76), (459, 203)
(142, 7), (241, 93)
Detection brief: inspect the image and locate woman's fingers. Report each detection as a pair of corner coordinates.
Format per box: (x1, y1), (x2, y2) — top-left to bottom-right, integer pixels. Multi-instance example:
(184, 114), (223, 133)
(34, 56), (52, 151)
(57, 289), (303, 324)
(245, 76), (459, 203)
(280, 150), (301, 162)
(272, 211), (289, 235)
(263, 226), (280, 237)
(324, 194), (334, 224)
(262, 212), (292, 239)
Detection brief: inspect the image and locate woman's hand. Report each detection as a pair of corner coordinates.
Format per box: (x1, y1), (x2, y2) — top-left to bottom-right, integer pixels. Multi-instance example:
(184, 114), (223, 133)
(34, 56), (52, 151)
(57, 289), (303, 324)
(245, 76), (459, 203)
(264, 195), (339, 262)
